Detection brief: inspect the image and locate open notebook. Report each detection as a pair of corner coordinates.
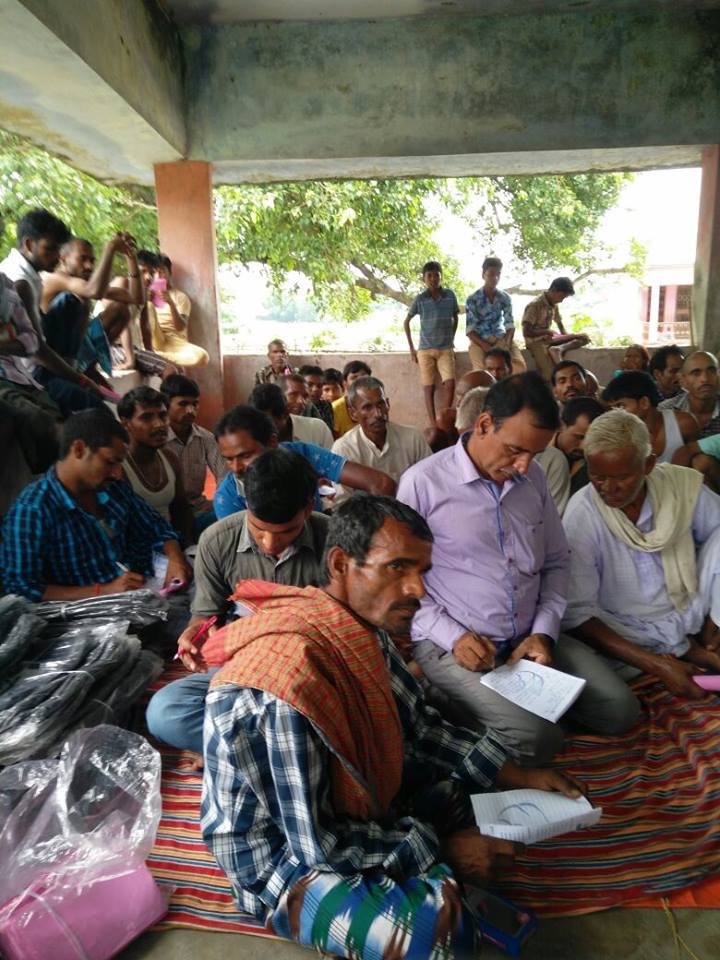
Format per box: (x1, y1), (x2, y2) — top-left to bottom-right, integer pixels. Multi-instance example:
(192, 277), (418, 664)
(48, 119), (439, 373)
(480, 659), (586, 723)
(471, 789), (602, 844)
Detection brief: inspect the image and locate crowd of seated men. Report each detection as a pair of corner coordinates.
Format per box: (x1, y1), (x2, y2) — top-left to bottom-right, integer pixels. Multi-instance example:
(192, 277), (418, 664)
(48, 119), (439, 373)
(4, 210), (720, 959)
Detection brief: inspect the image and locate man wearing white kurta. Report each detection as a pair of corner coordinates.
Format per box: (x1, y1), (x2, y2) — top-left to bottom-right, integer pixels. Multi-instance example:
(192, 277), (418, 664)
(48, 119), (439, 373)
(331, 376), (431, 504)
(563, 409), (720, 697)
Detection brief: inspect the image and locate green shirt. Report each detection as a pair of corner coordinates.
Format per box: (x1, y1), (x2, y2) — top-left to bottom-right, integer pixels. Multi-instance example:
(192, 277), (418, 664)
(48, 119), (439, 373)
(192, 510), (330, 619)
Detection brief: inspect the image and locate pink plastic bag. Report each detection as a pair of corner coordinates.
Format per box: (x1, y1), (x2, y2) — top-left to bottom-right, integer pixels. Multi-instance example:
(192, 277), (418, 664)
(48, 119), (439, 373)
(0, 865), (167, 960)
(0, 726), (164, 959)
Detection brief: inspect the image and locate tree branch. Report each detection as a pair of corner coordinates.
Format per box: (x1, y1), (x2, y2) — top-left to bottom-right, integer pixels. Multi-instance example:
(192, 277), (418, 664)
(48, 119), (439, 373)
(350, 261), (412, 306)
(504, 264), (636, 296)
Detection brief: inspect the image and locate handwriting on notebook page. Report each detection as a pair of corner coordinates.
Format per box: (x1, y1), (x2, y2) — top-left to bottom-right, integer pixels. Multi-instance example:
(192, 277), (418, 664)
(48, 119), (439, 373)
(471, 789), (602, 844)
(480, 659), (586, 723)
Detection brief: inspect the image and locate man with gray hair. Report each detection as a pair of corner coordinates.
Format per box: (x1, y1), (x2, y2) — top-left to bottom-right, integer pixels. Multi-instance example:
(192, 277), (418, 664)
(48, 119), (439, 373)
(455, 386), (489, 432)
(563, 409), (720, 697)
(331, 376), (431, 503)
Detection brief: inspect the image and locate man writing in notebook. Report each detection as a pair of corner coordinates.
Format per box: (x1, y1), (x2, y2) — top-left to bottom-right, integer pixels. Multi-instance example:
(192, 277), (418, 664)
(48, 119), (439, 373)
(398, 373), (640, 764)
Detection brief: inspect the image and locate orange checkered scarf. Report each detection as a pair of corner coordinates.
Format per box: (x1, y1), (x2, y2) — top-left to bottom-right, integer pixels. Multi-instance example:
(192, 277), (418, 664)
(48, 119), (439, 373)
(205, 582), (404, 822)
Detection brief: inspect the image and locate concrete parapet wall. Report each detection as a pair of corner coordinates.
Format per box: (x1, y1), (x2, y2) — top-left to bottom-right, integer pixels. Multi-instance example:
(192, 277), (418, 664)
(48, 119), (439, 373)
(223, 347), (630, 431)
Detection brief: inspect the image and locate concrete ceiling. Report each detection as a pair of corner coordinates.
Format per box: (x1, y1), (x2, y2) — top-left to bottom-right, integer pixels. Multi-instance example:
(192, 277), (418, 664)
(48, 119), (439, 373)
(163, 0), (720, 24)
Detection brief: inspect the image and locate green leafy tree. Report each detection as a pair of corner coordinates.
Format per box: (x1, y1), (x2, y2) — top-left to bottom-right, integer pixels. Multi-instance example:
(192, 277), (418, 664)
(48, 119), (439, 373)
(0, 130), (158, 258)
(215, 178), (461, 323)
(1, 127), (643, 327)
(215, 173), (642, 321)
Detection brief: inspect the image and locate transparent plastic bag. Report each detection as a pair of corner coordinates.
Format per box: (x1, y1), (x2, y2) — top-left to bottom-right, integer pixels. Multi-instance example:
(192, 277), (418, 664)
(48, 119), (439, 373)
(0, 725), (165, 960)
(32, 588), (169, 626)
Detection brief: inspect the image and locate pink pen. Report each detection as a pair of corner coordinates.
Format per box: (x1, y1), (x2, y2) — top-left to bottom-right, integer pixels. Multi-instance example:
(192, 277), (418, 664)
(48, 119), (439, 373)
(173, 615), (218, 662)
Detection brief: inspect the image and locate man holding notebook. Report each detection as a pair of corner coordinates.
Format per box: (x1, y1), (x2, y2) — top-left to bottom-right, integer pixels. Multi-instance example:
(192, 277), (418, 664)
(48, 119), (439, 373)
(398, 373), (640, 764)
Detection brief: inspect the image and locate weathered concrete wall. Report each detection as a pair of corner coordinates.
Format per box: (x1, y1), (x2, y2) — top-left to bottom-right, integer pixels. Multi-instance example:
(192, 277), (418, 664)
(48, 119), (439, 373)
(185, 10), (720, 181)
(1, 0), (184, 182)
(223, 347), (631, 431)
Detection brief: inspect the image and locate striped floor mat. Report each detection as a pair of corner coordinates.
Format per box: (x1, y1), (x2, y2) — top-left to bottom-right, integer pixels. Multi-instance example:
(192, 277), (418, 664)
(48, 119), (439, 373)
(147, 750), (274, 936)
(146, 676), (720, 931)
(496, 677), (720, 916)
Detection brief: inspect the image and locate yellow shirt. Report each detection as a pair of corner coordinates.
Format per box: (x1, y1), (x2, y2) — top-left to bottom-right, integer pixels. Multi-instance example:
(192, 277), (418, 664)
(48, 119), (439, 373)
(150, 289), (192, 348)
(332, 397), (355, 437)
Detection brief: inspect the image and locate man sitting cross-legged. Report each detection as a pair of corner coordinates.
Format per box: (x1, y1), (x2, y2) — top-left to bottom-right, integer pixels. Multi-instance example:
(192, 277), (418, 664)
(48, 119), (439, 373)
(213, 405), (395, 520)
(331, 375), (431, 504)
(563, 409), (720, 696)
(201, 494), (584, 959)
(146, 448), (329, 757)
(398, 372), (640, 764)
(522, 277), (589, 380)
(0, 409), (190, 601)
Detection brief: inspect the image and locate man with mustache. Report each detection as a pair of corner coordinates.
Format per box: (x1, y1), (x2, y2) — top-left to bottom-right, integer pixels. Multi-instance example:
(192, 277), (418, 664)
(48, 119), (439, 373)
(202, 493), (583, 958)
(331, 376), (431, 504)
(551, 359), (589, 406)
(397, 373), (640, 763)
(563, 409), (720, 696)
(649, 344), (685, 401)
(659, 350), (720, 439)
(118, 385), (196, 549)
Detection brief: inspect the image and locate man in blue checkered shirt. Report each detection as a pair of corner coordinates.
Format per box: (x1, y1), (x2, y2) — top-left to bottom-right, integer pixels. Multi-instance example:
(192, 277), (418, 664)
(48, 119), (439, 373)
(201, 495), (585, 959)
(1, 409), (190, 601)
(465, 257), (525, 375)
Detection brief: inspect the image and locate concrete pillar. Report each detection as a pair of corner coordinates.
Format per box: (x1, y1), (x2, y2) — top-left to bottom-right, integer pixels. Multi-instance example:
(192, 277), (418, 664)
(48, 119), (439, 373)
(154, 161), (224, 428)
(649, 285), (660, 343)
(693, 146), (720, 353)
(662, 284), (678, 337)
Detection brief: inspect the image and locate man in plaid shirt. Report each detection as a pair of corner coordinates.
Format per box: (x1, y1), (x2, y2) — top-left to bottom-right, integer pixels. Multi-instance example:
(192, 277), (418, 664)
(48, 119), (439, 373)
(1, 409), (189, 601)
(202, 495), (583, 959)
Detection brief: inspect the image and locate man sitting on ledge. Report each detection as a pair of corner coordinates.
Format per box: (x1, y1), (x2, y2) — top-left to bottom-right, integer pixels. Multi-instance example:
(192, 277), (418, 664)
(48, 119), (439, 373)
(202, 494), (584, 959)
(563, 409), (720, 696)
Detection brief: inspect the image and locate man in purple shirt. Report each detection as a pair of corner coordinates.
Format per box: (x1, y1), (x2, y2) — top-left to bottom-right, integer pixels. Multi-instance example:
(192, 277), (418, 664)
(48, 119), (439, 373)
(397, 372), (640, 764)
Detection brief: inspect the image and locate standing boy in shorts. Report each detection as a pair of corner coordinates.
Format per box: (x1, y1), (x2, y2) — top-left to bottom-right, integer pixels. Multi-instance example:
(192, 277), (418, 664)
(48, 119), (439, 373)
(404, 260), (459, 425)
